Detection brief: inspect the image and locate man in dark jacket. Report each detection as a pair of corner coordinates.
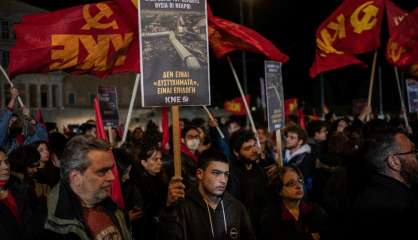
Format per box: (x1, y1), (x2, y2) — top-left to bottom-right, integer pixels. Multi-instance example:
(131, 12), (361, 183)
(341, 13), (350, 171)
(159, 150), (255, 240)
(227, 130), (269, 238)
(44, 135), (131, 239)
(349, 130), (418, 239)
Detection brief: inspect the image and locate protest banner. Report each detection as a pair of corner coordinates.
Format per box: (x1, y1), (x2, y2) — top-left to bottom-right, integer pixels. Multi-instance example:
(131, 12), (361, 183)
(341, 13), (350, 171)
(139, 0), (210, 107)
(98, 86), (120, 127)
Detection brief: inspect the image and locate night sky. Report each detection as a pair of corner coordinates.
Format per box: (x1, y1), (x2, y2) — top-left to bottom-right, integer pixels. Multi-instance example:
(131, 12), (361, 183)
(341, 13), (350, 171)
(20, 0), (418, 114)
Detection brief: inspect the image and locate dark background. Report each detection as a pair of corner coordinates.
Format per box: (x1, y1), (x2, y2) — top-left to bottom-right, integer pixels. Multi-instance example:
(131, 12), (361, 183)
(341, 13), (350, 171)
(21, 0), (417, 114)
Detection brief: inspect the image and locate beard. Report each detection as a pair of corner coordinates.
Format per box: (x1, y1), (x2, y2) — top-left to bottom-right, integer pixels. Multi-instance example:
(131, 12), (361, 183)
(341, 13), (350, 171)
(400, 159), (418, 186)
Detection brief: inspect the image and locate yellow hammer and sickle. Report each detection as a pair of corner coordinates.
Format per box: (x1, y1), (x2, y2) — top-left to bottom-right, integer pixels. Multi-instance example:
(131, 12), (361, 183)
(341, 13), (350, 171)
(82, 3), (118, 30)
(388, 41), (405, 62)
(350, 1), (379, 34)
(131, 0), (138, 8)
(410, 64), (418, 77)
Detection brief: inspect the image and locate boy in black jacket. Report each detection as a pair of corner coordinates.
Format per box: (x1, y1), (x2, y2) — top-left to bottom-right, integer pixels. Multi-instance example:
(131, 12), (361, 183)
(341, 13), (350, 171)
(159, 150), (255, 240)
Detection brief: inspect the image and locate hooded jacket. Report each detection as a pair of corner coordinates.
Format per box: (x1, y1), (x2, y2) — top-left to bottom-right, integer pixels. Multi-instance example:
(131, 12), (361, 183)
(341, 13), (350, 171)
(44, 181), (131, 240)
(159, 189), (255, 240)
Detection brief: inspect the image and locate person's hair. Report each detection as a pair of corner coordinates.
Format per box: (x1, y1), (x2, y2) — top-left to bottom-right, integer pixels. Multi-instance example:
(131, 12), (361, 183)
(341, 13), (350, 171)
(366, 129), (403, 174)
(138, 143), (161, 162)
(48, 132), (68, 159)
(285, 125), (308, 145)
(229, 130), (256, 154)
(0, 147), (6, 155)
(181, 125), (199, 139)
(79, 123), (96, 135)
(61, 135), (110, 183)
(32, 140), (49, 150)
(307, 120), (326, 138)
(268, 165), (303, 197)
(112, 148), (134, 177)
(197, 149), (229, 170)
(8, 145), (40, 173)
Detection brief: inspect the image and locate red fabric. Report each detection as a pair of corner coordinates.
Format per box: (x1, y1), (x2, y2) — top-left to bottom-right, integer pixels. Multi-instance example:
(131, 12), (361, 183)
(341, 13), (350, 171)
(0, 191), (20, 223)
(83, 206), (122, 239)
(297, 109), (306, 129)
(8, 1), (140, 78)
(161, 107), (169, 152)
(180, 144), (198, 163)
(385, 1), (409, 36)
(385, 6), (418, 67)
(309, 0), (385, 78)
(94, 97), (108, 141)
(224, 95), (250, 116)
(280, 202), (313, 221)
(15, 134), (25, 145)
(94, 97), (125, 209)
(284, 98), (298, 117)
(208, 6), (288, 63)
(35, 109), (46, 129)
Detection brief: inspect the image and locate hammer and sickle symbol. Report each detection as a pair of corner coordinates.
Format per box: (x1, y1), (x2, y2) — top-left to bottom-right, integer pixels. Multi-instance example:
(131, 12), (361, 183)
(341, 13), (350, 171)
(82, 3), (118, 30)
(350, 1), (379, 34)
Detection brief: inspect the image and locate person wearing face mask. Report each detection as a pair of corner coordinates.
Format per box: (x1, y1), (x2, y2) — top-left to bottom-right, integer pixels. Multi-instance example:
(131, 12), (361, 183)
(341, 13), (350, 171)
(178, 125), (201, 191)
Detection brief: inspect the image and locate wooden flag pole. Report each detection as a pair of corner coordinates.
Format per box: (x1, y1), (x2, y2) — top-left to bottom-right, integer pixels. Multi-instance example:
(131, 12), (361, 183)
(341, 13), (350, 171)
(394, 66), (411, 131)
(227, 56), (261, 148)
(275, 129), (283, 167)
(122, 74), (140, 143)
(172, 106), (182, 177)
(0, 65), (25, 107)
(367, 50), (378, 107)
(202, 106), (225, 139)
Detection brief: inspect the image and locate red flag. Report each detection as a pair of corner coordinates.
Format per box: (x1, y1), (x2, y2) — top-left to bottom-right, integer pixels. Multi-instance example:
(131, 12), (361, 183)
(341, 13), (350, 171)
(310, 0), (385, 78)
(161, 107), (169, 152)
(284, 98), (298, 116)
(385, 0), (409, 36)
(208, 6), (288, 62)
(385, 6), (418, 67)
(94, 97), (125, 209)
(8, 2), (140, 77)
(224, 96), (250, 116)
(35, 108), (46, 128)
(297, 108), (306, 129)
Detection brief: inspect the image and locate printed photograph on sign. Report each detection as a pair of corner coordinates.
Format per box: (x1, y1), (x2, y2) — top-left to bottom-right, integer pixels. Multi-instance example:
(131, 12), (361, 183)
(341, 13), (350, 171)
(139, 0), (210, 107)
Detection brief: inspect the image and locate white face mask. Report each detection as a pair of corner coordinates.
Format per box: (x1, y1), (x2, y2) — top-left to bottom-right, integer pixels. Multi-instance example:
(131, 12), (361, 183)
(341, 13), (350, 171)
(186, 139), (200, 151)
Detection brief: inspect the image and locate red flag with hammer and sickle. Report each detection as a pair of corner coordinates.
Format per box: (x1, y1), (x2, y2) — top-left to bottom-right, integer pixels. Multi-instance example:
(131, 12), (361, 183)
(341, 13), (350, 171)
(8, 1), (140, 77)
(309, 0), (385, 78)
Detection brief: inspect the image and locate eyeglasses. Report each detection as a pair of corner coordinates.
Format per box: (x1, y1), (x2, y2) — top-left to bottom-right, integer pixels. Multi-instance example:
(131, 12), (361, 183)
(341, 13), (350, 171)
(393, 149), (418, 158)
(284, 178), (304, 188)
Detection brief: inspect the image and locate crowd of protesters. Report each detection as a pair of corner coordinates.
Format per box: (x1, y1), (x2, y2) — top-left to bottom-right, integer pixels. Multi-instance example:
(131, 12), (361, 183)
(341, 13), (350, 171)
(1, 87), (418, 240)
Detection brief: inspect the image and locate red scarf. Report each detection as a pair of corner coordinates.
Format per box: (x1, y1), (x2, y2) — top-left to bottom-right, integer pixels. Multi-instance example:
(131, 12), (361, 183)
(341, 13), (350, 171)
(0, 191), (20, 223)
(180, 144), (198, 163)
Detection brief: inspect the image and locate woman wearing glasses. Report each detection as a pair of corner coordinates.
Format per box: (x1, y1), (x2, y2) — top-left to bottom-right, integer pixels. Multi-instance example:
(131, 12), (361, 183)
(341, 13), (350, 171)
(260, 166), (327, 240)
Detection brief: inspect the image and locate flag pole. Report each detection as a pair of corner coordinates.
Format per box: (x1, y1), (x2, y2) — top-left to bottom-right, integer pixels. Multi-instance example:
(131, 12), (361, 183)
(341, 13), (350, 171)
(202, 106), (225, 139)
(227, 56), (261, 148)
(275, 129), (283, 167)
(122, 74), (140, 143)
(367, 50), (378, 107)
(172, 106), (182, 177)
(320, 74), (325, 120)
(394, 66), (411, 132)
(0, 65), (25, 107)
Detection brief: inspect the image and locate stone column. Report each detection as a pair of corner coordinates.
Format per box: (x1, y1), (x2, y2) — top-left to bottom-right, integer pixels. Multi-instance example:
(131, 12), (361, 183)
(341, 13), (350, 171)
(25, 84), (30, 107)
(48, 84), (53, 108)
(58, 83), (64, 109)
(36, 84), (41, 108)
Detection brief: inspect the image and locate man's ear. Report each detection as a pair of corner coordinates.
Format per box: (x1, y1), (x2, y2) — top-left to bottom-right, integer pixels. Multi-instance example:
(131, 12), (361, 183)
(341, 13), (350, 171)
(387, 155), (401, 172)
(297, 139), (303, 147)
(69, 170), (82, 187)
(233, 150), (239, 158)
(196, 168), (203, 180)
(181, 138), (185, 144)
(140, 160), (147, 168)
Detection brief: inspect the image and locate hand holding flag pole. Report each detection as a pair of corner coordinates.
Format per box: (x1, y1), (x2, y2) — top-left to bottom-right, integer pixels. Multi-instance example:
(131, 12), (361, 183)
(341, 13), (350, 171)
(0, 65), (25, 107)
(202, 106), (225, 139)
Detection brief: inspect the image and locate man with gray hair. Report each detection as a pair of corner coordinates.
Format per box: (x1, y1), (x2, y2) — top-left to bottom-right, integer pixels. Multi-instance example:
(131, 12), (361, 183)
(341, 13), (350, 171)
(44, 135), (131, 239)
(349, 129), (418, 239)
